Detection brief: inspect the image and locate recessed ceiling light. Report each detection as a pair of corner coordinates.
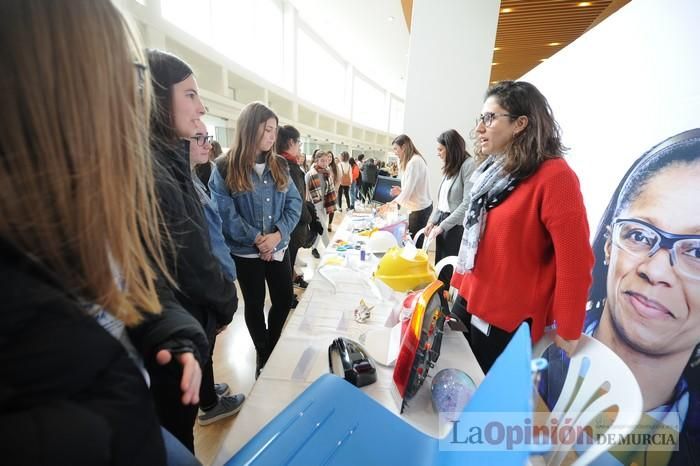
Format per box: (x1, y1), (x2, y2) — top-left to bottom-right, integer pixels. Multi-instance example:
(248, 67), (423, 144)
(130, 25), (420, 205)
(492, 62), (500, 66)
(501, 8), (513, 13)
(548, 42), (562, 46)
(494, 47), (501, 51)
(578, 2), (592, 6)
(387, 16), (395, 22)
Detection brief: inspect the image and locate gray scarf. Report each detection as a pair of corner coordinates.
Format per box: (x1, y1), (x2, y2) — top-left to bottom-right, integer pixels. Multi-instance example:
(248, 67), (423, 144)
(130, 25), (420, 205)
(456, 155), (518, 274)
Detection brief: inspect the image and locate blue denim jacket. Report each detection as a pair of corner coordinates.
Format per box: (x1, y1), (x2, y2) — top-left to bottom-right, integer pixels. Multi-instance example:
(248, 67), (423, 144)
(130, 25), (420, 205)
(191, 172), (237, 281)
(209, 157), (302, 256)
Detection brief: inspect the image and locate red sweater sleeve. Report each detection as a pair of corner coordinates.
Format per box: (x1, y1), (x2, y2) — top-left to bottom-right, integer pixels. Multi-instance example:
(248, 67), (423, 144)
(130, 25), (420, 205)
(539, 166), (594, 340)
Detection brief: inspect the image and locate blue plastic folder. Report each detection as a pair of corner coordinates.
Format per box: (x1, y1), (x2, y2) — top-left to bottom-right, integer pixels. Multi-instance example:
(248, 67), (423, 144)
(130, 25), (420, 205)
(225, 323), (533, 466)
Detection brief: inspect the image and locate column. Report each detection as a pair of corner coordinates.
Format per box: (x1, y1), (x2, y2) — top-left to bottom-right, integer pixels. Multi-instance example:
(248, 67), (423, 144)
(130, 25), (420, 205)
(403, 0), (501, 201)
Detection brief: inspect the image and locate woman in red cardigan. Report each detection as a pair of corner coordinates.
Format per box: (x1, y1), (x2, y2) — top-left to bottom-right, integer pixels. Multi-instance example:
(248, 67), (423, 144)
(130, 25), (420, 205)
(450, 81), (594, 373)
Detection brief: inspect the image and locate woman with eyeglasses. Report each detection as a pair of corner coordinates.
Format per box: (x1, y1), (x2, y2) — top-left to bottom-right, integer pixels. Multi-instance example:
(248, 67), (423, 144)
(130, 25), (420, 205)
(194, 137), (222, 188)
(189, 122), (237, 285)
(450, 81), (594, 373)
(210, 102), (301, 379)
(0, 1), (209, 464)
(148, 49), (242, 448)
(539, 129), (700, 465)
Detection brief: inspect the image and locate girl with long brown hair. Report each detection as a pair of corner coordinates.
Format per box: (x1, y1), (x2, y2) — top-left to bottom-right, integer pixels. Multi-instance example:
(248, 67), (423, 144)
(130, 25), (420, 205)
(0, 1), (207, 464)
(210, 102), (301, 378)
(385, 134), (433, 247)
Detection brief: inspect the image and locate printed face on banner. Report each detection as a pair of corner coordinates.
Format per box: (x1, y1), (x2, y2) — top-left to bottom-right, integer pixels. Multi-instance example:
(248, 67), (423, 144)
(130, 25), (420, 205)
(539, 129), (700, 464)
(603, 163), (700, 357)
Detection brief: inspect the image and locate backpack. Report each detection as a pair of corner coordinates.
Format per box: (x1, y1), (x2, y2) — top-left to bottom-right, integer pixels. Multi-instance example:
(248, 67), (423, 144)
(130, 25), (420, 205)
(340, 164), (352, 186)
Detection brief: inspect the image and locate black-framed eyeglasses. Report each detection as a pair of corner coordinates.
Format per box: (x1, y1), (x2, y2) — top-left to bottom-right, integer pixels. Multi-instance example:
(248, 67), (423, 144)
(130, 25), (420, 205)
(190, 134), (214, 147)
(476, 112), (518, 128)
(133, 62), (147, 102)
(611, 218), (700, 280)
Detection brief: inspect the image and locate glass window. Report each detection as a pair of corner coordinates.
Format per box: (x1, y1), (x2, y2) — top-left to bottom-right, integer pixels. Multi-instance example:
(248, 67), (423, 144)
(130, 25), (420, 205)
(389, 96), (405, 135)
(353, 74), (387, 131)
(162, 0), (284, 86)
(296, 27), (346, 116)
(211, 0), (283, 84)
(161, 0), (212, 43)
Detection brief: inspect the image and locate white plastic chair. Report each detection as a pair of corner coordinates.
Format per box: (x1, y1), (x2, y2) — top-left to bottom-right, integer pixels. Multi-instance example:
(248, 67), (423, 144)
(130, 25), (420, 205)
(411, 227), (433, 251)
(533, 333), (643, 466)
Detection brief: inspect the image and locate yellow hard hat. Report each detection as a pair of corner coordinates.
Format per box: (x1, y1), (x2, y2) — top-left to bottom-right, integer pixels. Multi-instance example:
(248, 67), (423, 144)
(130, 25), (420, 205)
(373, 246), (437, 292)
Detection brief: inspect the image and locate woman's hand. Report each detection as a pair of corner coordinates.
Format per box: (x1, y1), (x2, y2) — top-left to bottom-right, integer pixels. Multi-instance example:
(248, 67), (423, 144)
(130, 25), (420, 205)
(255, 231), (281, 254)
(390, 186), (402, 196)
(377, 202), (394, 215)
(155, 350), (202, 405)
(428, 225), (443, 240)
(554, 334), (580, 358)
(424, 222), (435, 237)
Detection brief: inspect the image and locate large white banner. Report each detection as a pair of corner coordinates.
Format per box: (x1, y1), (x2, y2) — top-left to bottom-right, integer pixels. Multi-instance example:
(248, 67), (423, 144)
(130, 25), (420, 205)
(522, 1), (700, 464)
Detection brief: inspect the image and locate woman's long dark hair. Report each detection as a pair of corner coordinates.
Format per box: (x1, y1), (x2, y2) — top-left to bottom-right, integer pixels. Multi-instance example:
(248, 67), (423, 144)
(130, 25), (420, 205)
(328, 150), (338, 179)
(276, 124), (300, 155)
(437, 129), (470, 178)
(146, 49), (193, 148)
(587, 128), (700, 369)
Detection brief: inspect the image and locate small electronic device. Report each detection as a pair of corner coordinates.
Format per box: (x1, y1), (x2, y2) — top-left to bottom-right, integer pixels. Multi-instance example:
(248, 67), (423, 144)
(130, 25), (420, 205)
(372, 175), (401, 204)
(328, 337), (377, 387)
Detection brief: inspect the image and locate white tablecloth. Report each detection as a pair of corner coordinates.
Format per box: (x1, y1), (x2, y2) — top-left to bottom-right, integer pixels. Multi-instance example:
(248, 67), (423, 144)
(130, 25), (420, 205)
(213, 214), (484, 465)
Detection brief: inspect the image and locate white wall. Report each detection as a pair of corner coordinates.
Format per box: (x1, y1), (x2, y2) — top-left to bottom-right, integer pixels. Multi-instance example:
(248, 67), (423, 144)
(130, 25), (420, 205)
(522, 0), (700, 233)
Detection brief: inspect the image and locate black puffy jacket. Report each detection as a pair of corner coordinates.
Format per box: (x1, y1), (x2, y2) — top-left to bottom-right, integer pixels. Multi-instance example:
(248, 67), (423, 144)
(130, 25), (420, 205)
(153, 140), (238, 336)
(0, 241), (206, 465)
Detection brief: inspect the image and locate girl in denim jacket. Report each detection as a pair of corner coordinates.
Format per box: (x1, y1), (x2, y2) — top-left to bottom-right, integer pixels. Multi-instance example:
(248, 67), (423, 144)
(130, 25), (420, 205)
(210, 102), (301, 377)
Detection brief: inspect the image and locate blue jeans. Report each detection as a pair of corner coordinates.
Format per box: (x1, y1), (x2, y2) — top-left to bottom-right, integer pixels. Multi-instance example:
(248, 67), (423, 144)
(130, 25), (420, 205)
(161, 427), (202, 466)
(350, 182), (359, 207)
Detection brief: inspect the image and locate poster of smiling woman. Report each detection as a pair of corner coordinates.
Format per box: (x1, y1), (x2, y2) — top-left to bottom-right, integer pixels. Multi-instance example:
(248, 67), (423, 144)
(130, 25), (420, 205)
(513, 0), (700, 463)
(538, 129), (700, 465)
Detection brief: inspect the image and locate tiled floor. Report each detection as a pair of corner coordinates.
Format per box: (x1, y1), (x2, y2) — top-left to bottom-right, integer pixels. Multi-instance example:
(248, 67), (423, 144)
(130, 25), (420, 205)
(193, 210), (347, 466)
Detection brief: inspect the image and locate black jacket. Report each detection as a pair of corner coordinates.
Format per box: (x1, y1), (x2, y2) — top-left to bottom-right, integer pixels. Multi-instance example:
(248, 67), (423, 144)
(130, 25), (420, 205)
(361, 162), (378, 185)
(288, 160), (312, 246)
(0, 241), (206, 465)
(153, 140), (238, 334)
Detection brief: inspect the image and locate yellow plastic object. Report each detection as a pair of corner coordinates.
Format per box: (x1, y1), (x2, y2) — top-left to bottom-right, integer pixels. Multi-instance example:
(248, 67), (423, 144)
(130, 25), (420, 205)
(373, 246), (437, 292)
(322, 255), (344, 267)
(358, 228), (378, 237)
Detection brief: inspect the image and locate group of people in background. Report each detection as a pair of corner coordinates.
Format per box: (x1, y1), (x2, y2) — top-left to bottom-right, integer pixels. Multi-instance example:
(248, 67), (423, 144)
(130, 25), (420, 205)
(3, 1), (697, 466)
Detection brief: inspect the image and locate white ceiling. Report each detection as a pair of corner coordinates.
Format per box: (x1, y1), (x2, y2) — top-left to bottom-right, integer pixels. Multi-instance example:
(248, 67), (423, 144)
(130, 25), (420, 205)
(288, 0), (409, 98)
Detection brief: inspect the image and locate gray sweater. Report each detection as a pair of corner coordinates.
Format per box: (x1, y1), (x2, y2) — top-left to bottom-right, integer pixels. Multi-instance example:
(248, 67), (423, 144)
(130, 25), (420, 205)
(429, 157), (477, 232)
